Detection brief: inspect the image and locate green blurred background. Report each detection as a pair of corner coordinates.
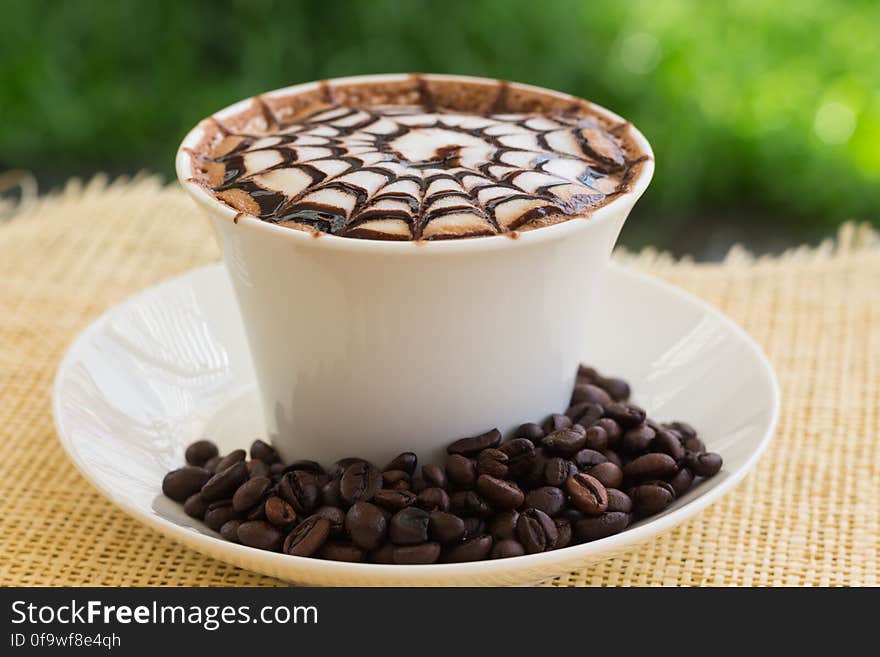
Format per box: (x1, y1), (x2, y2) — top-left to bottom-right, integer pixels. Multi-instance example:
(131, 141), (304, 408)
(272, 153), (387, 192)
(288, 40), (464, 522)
(1, 0), (877, 257)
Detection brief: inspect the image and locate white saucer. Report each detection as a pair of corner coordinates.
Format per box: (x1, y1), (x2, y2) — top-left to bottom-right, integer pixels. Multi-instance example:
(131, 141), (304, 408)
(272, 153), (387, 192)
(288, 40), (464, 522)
(53, 263), (779, 586)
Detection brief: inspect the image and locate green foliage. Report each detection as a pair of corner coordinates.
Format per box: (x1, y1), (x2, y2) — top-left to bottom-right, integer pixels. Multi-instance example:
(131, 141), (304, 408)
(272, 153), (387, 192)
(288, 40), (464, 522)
(1, 0), (877, 251)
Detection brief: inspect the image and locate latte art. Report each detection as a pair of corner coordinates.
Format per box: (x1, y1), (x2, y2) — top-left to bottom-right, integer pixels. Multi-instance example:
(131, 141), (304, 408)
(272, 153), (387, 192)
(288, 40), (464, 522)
(190, 78), (647, 240)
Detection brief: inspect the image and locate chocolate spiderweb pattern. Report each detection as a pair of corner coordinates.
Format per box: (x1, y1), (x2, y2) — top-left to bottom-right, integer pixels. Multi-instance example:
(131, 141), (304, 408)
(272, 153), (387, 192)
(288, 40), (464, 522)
(194, 99), (642, 240)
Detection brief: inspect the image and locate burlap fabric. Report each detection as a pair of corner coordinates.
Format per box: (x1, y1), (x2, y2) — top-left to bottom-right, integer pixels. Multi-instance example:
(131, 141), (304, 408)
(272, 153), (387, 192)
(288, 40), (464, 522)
(1, 175), (877, 586)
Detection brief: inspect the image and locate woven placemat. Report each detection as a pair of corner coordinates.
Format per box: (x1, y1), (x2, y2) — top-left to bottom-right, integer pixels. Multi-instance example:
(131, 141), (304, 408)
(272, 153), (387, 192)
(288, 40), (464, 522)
(1, 175), (877, 586)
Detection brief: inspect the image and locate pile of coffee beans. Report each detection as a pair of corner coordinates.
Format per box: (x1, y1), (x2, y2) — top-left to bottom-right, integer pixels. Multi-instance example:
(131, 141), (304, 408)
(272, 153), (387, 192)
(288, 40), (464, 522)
(162, 365), (722, 564)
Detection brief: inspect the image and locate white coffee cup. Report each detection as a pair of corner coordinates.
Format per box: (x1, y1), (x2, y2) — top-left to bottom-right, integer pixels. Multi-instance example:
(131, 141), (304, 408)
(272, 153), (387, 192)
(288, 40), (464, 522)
(177, 74), (653, 465)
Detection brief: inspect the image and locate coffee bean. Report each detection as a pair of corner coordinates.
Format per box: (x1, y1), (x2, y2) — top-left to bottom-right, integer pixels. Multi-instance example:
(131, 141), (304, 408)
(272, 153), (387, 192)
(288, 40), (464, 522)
(605, 488), (633, 513)
(283, 459), (326, 476)
(462, 516), (486, 538)
(588, 462), (623, 489)
(491, 539), (525, 559)
(447, 428), (501, 456)
(461, 490), (493, 518)
(583, 425), (609, 450)
(204, 501), (240, 532)
(572, 448), (607, 469)
(183, 492), (208, 519)
(416, 487), (450, 512)
(597, 377), (630, 402)
(393, 479), (413, 492)
(621, 424), (656, 454)
(498, 437), (535, 458)
(421, 464), (447, 489)
(669, 467), (694, 496)
(393, 542), (441, 564)
(428, 511), (466, 544)
(554, 518), (572, 549)
(542, 413), (572, 434)
(503, 439), (537, 479)
(370, 543), (395, 564)
(543, 426), (587, 457)
(524, 486), (566, 517)
(215, 449), (247, 473)
(200, 462), (248, 502)
(384, 452), (417, 475)
(382, 470), (410, 488)
(516, 508), (558, 553)
(595, 418), (622, 445)
(571, 402), (604, 429)
(544, 457), (577, 487)
(220, 519), (241, 543)
(339, 461), (382, 505)
(389, 507), (430, 545)
(631, 481), (675, 515)
(519, 447), (549, 489)
(476, 475), (524, 510)
(373, 488), (417, 511)
(514, 423), (545, 442)
(232, 476), (271, 512)
(344, 501), (387, 551)
(623, 453), (679, 482)
(605, 402), (647, 429)
(163, 466), (212, 502)
(686, 451), (723, 477)
(313, 505), (345, 535)
(600, 448), (623, 468)
(237, 520), (282, 551)
(185, 440), (219, 467)
(682, 436), (706, 454)
(571, 383), (612, 406)
(320, 478), (342, 507)
(444, 535), (494, 563)
(652, 429), (686, 461)
(574, 512), (631, 542)
(667, 421), (697, 440)
(577, 364), (600, 381)
(565, 473), (609, 515)
(246, 459), (271, 479)
(476, 448), (509, 479)
(203, 455), (221, 473)
(446, 454), (476, 489)
(328, 457), (366, 480)
(488, 509), (519, 540)
(560, 507), (585, 524)
(279, 470), (320, 515)
(265, 496), (297, 526)
(249, 439), (279, 464)
(246, 500), (266, 521)
(319, 541), (365, 562)
(284, 515), (330, 557)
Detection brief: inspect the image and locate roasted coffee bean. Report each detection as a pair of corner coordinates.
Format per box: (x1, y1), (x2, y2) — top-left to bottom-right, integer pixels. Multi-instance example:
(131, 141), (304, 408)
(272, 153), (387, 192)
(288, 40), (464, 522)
(577, 364), (600, 381)
(392, 479), (411, 492)
(382, 469), (410, 487)
(669, 467), (694, 496)
(519, 448), (550, 489)
(237, 520), (282, 551)
(516, 509), (559, 553)
(282, 460), (325, 477)
(571, 383), (612, 406)
(514, 423), (545, 443)
(588, 462), (623, 489)
(393, 542), (441, 564)
(449, 490), (467, 514)
(163, 466), (212, 502)
(183, 492), (208, 519)
(265, 496), (297, 526)
(320, 478), (342, 507)
(596, 377), (630, 402)
(319, 541), (365, 562)
(462, 516), (486, 538)
(651, 429), (686, 461)
(565, 402), (590, 420)
(604, 402), (647, 429)
(339, 461), (382, 505)
(269, 462), (286, 477)
(560, 507), (585, 524)
(204, 502), (240, 532)
(328, 457), (365, 480)
(606, 488), (633, 513)
(574, 512), (631, 542)
(554, 518), (572, 549)
(283, 515), (330, 557)
(447, 428), (501, 456)
(446, 454), (476, 489)
(583, 425), (609, 450)
(596, 418), (622, 445)
(544, 457), (577, 487)
(573, 448), (607, 470)
(416, 487), (450, 512)
(600, 448), (623, 468)
(686, 451), (723, 477)
(384, 452), (417, 475)
(215, 449), (247, 473)
(279, 470), (320, 515)
(565, 473), (609, 515)
(504, 440), (537, 479)
(246, 459), (271, 479)
(621, 424), (656, 454)
(428, 511), (466, 544)
(489, 509), (519, 540)
(624, 453), (679, 482)
(631, 481), (675, 515)
(572, 402), (604, 429)
(542, 413), (572, 434)
(203, 455), (221, 473)
(389, 507), (430, 545)
(249, 439), (279, 464)
(543, 426), (587, 457)
(246, 501), (266, 521)
(185, 440), (219, 467)
(220, 520), (241, 543)
(313, 505), (345, 535)
(232, 476), (271, 512)
(524, 486), (566, 517)
(667, 421), (697, 441)
(344, 501), (387, 551)
(461, 490), (493, 517)
(476, 448), (509, 478)
(200, 462), (248, 502)
(491, 539), (525, 559)
(476, 475), (524, 510)
(370, 543), (395, 564)
(373, 488), (417, 511)
(421, 464), (447, 489)
(444, 535), (493, 563)
(498, 437), (535, 458)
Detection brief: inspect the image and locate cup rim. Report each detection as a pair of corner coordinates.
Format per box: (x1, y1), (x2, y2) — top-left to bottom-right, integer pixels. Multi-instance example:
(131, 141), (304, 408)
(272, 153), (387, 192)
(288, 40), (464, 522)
(176, 73), (655, 255)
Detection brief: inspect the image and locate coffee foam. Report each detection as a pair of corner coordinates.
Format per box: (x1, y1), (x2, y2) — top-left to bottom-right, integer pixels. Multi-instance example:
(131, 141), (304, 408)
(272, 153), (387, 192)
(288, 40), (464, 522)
(188, 76), (650, 240)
